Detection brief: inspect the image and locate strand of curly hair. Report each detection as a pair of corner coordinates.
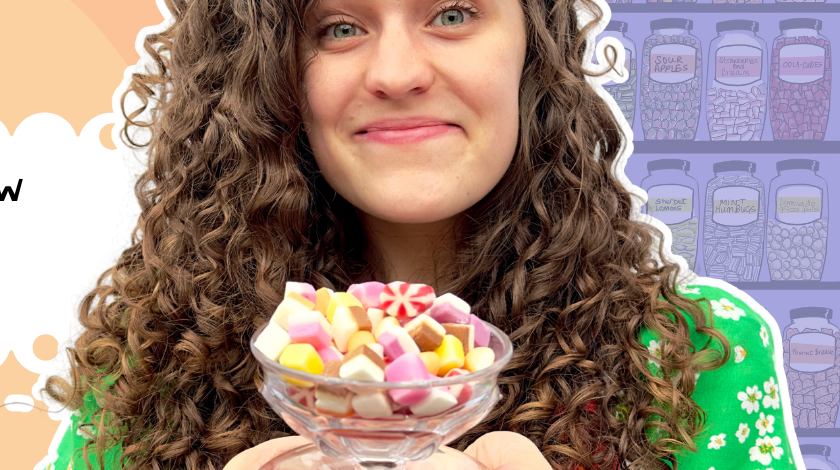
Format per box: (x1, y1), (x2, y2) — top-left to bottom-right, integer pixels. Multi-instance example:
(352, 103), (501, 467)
(43, 0), (730, 469)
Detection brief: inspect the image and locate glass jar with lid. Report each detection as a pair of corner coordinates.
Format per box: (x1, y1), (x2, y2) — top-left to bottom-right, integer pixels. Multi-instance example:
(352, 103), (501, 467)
(703, 161), (765, 282)
(641, 159), (700, 271)
(595, 21), (637, 128)
(707, 20), (768, 141)
(770, 19), (832, 140)
(641, 19), (702, 140)
(766, 159), (829, 282)
(801, 445), (840, 470)
(783, 307), (840, 429)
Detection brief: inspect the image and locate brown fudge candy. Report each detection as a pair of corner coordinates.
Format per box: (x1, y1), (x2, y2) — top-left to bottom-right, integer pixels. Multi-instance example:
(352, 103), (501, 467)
(406, 319), (445, 352)
(316, 360), (351, 398)
(443, 323), (474, 355)
(348, 305), (373, 331)
(342, 344), (385, 370)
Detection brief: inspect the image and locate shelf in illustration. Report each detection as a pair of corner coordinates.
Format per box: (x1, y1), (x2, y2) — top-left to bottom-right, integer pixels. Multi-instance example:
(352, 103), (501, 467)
(630, 141), (840, 154)
(794, 428), (840, 438)
(609, 4), (840, 13)
(730, 281), (840, 290)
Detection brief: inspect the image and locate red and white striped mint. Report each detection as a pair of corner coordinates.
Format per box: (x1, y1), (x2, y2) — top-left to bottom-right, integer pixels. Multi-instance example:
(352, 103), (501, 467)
(380, 282), (436, 318)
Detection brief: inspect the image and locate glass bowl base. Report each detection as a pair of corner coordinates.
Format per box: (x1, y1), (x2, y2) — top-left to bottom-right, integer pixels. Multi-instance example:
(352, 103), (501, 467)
(258, 443), (490, 470)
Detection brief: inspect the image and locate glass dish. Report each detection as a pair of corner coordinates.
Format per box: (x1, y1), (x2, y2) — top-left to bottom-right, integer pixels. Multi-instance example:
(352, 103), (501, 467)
(249, 318), (514, 469)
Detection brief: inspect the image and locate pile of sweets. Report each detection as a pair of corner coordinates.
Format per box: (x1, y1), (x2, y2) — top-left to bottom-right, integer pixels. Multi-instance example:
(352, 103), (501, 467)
(254, 281), (497, 418)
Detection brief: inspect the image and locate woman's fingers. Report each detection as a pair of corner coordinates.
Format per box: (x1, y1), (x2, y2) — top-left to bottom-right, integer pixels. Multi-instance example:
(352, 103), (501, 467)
(223, 436), (311, 470)
(463, 431), (552, 470)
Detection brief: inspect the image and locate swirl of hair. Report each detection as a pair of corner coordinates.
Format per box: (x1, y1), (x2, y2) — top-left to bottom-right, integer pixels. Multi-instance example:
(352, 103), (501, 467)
(42, 0), (730, 469)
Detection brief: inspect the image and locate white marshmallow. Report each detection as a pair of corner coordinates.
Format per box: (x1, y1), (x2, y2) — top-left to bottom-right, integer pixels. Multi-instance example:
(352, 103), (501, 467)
(409, 387), (458, 416)
(254, 322), (291, 361)
(351, 392), (394, 419)
(315, 391), (353, 416)
(367, 308), (386, 333)
(339, 354), (385, 382)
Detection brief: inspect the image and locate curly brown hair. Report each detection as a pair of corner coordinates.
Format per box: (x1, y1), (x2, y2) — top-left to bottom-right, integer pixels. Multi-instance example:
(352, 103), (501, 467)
(43, 0), (731, 468)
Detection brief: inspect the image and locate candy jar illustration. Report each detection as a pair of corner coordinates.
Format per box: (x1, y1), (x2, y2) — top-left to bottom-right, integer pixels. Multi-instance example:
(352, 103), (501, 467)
(801, 445), (840, 470)
(767, 159), (829, 282)
(641, 159), (700, 271)
(703, 161), (765, 282)
(707, 20), (768, 141)
(770, 19), (831, 140)
(641, 18), (702, 140)
(595, 21), (637, 128)
(783, 307), (840, 429)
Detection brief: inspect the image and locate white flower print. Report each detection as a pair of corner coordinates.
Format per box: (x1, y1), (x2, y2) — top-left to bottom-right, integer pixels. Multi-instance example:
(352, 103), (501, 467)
(711, 298), (746, 320)
(749, 435), (784, 466)
(755, 412), (775, 436)
(735, 345), (747, 363)
(678, 285), (700, 295)
(760, 326), (770, 347)
(707, 433), (726, 450)
(647, 339), (663, 369)
(763, 377), (781, 410)
(736, 423), (750, 443)
(738, 385), (763, 414)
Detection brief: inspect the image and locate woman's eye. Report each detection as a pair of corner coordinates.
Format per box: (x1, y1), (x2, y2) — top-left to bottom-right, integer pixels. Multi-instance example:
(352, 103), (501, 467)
(432, 9), (467, 27)
(318, 3), (480, 42)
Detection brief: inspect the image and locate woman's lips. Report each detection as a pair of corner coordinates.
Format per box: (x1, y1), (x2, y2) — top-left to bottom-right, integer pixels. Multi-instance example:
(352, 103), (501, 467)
(355, 124), (460, 145)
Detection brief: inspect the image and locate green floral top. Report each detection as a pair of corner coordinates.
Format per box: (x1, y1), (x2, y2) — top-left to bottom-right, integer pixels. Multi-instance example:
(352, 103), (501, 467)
(40, 280), (805, 469)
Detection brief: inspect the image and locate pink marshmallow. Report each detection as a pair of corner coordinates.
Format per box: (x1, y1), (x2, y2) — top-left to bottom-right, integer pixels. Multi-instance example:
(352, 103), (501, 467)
(467, 314), (490, 348)
(288, 311), (332, 350)
(428, 293), (470, 324)
(378, 326), (421, 361)
(316, 345), (344, 364)
(289, 321), (331, 350)
(284, 281), (317, 303)
(385, 353), (433, 406)
(380, 282), (436, 318)
(348, 282), (386, 310)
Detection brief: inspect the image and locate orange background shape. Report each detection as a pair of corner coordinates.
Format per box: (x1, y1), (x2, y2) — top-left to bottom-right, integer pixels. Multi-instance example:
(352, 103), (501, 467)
(0, 1), (163, 468)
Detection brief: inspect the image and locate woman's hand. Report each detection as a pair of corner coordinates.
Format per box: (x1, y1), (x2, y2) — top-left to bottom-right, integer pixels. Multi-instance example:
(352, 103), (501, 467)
(223, 435), (310, 470)
(223, 431), (551, 470)
(462, 431), (552, 470)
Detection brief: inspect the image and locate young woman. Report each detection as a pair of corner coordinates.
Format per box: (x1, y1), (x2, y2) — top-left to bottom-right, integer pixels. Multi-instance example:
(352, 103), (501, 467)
(42, 0), (802, 469)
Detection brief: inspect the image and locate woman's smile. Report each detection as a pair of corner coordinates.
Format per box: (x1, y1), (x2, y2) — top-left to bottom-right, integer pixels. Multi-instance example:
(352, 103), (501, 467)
(354, 124), (461, 145)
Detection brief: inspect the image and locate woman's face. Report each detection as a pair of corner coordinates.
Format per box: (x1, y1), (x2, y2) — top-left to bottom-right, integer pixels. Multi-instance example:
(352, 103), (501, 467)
(301, 0), (528, 224)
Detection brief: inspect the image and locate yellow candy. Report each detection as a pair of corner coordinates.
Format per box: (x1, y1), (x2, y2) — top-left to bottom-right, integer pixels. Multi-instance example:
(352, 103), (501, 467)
(433, 335), (465, 376)
(374, 316), (401, 341)
(327, 292), (364, 323)
(465, 347), (495, 373)
(279, 343), (324, 387)
(348, 330), (376, 351)
(419, 351), (441, 376)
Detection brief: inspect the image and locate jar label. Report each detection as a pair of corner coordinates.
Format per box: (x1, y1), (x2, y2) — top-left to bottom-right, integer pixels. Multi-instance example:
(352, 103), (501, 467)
(712, 186), (760, 226)
(776, 184), (823, 225)
(789, 332), (836, 373)
(715, 45), (763, 87)
(779, 44), (826, 84)
(647, 184), (694, 225)
(650, 44), (697, 84)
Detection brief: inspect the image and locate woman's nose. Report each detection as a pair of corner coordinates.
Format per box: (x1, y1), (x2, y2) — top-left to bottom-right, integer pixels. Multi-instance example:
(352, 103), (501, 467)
(364, 25), (435, 100)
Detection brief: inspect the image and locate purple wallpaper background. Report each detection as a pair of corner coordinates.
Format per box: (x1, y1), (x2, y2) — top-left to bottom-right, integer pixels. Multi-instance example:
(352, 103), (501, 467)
(601, 3), (840, 465)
